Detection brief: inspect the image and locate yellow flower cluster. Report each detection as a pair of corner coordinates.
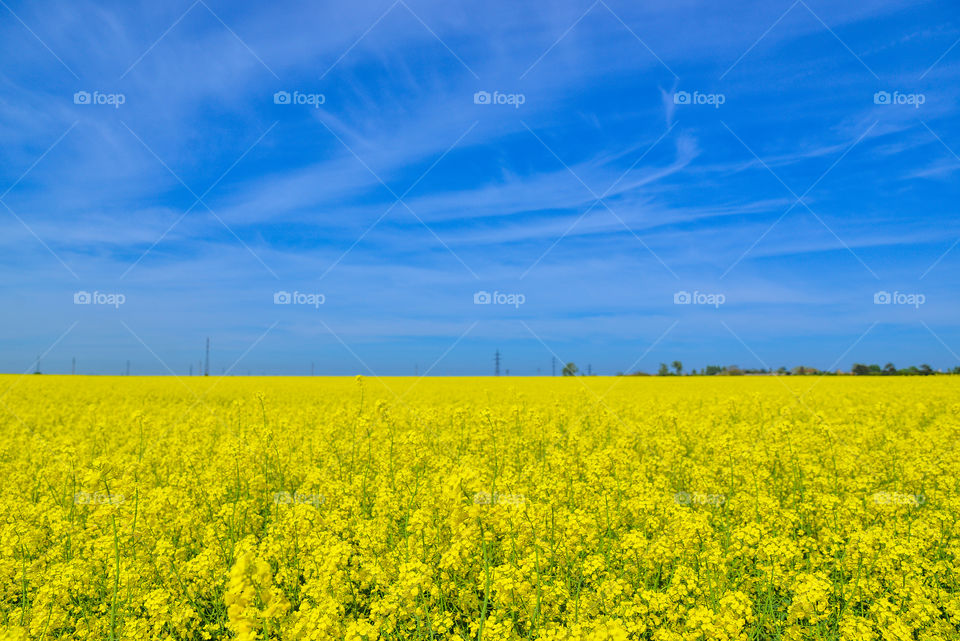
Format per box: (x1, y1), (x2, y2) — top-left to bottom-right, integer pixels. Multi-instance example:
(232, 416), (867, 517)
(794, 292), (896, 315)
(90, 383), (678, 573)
(2, 375), (959, 639)
(225, 547), (290, 640)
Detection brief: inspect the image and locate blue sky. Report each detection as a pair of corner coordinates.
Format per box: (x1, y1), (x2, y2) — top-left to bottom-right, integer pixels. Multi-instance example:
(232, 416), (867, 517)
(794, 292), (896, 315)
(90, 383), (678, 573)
(1, 0), (958, 375)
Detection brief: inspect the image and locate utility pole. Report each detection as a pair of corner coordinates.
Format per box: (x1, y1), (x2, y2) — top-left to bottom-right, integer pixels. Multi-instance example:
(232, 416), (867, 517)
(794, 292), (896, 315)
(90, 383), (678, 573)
(126, 360), (130, 376)
(71, 357), (76, 375)
(588, 364), (592, 376)
(311, 362), (314, 376)
(552, 357), (556, 377)
(494, 350), (501, 377)
(34, 355), (40, 374)
(189, 364), (193, 376)
(204, 337), (210, 377)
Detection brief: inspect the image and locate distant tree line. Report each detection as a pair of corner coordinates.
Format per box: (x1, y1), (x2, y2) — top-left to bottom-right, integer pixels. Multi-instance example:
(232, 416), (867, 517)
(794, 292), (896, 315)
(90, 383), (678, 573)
(609, 361), (960, 376)
(538, 360), (958, 377)
(848, 363), (951, 376)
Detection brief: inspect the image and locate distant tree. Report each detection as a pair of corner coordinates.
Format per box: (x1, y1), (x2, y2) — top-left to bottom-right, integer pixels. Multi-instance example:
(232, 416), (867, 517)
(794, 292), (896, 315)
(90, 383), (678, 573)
(562, 362), (578, 377)
(657, 363), (670, 376)
(920, 364), (933, 375)
(869, 364), (882, 374)
(882, 363), (897, 375)
(851, 363), (871, 376)
(793, 366), (823, 375)
(705, 365), (724, 376)
(672, 360), (683, 375)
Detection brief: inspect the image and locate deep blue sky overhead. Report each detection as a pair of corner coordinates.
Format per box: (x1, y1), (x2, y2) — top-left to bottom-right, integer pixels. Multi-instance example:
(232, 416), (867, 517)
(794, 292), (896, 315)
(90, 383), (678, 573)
(1, 0), (958, 375)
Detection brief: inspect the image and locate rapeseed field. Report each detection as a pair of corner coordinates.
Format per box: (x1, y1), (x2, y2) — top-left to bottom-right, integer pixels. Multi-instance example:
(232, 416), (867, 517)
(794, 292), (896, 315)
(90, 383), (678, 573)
(2, 375), (958, 640)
